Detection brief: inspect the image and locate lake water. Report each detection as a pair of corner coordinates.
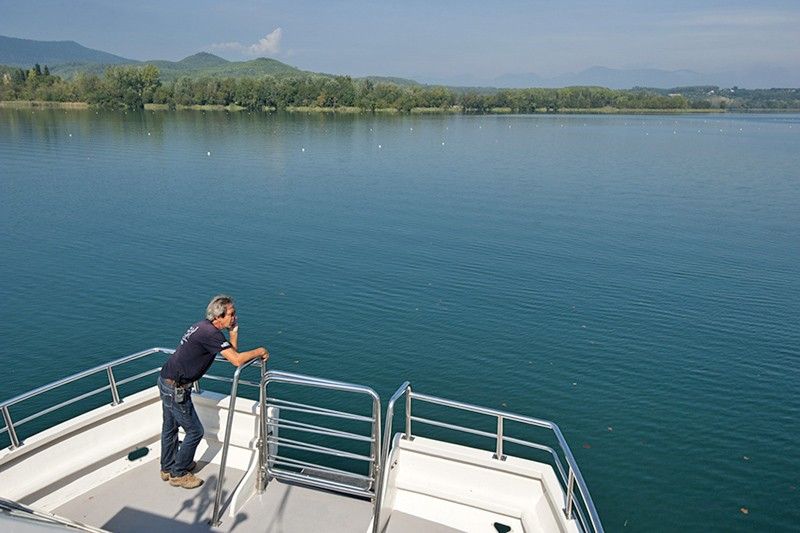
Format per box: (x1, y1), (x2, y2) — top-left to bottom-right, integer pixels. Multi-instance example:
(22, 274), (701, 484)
(1, 109), (799, 531)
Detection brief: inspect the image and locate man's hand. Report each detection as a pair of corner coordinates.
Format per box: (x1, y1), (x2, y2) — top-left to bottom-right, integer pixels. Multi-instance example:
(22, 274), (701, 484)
(228, 316), (239, 351)
(220, 346), (268, 367)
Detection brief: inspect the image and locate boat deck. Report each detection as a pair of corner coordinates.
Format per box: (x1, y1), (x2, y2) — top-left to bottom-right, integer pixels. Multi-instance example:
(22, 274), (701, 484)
(1, 360), (601, 532)
(52, 460), (374, 533)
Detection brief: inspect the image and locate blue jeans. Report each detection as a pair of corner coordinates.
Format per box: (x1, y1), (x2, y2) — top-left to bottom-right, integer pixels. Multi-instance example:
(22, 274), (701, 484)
(158, 376), (204, 477)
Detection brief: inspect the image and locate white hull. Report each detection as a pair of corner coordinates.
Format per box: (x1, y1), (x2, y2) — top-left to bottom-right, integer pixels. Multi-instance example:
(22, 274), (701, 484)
(1, 350), (602, 532)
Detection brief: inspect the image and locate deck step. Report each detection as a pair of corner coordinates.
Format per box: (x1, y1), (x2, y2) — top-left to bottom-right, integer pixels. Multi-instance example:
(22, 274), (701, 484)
(389, 488), (525, 533)
(384, 510), (466, 533)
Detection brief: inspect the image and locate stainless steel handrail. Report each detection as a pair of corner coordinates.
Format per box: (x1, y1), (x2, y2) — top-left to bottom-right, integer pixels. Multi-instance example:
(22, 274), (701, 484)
(372, 381), (410, 533)
(0, 347), (175, 449)
(0, 497), (108, 533)
(267, 397), (376, 422)
(413, 391), (601, 531)
(269, 455), (374, 482)
(376, 386), (604, 533)
(209, 357), (263, 526)
(257, 370), (382, 500)
(268, 417), (375, 442)
(2, 352), (601, 532)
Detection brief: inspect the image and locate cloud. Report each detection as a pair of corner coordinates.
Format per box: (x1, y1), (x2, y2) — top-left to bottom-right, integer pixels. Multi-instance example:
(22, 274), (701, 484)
(672, 10), (800, 28)
(249, 28), (283, 55)
(210, 28), (283, 57)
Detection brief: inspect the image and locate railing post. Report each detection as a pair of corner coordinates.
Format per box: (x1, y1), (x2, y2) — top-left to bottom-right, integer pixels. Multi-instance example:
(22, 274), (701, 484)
(493, 416), (506, 460)
(106, 367), (121, 405)
(374, 382), (410, 533)
(2, 406), (20, 449)
(370, 398), (381, 491)
(404, 385), (412, 440)
(211, 367), (242, 525)
(564, 467), (576, 520)
(211, 359), (258, 526)
(256, 361), (267, 494)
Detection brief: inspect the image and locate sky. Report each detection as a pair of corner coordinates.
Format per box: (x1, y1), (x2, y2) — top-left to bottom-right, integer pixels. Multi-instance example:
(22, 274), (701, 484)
(1, 0), (799, 85)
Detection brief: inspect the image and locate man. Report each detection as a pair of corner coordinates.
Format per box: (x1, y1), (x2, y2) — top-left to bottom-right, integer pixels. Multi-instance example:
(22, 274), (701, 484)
(158, 295), (268, 488)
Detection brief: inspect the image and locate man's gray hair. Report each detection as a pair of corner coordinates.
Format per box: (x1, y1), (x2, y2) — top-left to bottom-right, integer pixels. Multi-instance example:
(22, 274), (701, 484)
(206, 294), (234, 320)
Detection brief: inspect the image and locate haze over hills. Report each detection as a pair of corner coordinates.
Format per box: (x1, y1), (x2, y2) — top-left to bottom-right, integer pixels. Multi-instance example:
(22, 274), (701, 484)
(0, 35), (134, 67)
(428, 65), (800, 89)
(1, 35), (797, 89)
(490, 67), (716, 90)
(51, 52), (311, 82)
(0, 36), (419, 85)
(423, 65), (800, 90)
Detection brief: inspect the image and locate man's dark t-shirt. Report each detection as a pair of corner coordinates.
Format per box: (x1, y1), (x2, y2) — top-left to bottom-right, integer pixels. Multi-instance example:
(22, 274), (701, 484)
(160, 320), (231, 385)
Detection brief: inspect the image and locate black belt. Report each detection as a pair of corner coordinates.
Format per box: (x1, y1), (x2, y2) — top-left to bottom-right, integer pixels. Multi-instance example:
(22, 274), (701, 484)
(163, 378), (191, 388)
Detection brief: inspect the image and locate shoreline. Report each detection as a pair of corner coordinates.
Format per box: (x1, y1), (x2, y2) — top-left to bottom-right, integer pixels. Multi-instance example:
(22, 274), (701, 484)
(1, 100), (797, 114)
(0, 101), (90, 109)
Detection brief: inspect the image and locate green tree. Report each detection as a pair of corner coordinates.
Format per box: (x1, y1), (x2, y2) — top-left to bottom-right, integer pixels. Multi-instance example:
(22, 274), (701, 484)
(94, 65), (162, 109)
(356, 79), (377, 111)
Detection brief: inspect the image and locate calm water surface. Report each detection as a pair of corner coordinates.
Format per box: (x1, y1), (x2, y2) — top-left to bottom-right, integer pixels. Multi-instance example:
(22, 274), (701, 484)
(1, 109), (799, 531)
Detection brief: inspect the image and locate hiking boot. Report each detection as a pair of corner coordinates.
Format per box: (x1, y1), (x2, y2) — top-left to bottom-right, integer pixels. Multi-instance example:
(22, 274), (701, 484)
(169, 472), (203, 489)
(160, 461), (197, 481)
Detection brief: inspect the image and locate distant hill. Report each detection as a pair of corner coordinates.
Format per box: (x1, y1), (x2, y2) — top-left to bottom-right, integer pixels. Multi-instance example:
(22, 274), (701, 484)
(37, 53), (309, 81)
(159, 52), (228, 70)
(485, 66), (800, 90)
(0, 36), (419, 84)
(548, 67), (714, 90)
(0, 35), (134, 67)
(0, 34), (733, 90)
(143, 53), (308, 81)
(478, 67), (715, 89)
(363, 75), (421, 87)
(11, 34), (792, 90)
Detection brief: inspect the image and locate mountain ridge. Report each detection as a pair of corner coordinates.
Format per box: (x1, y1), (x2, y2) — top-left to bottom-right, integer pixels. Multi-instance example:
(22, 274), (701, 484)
(426, 65), (800, 90)
(2, 34), (797, 89)
(0, 35), (134, 67)
(0, 36), (417, 84)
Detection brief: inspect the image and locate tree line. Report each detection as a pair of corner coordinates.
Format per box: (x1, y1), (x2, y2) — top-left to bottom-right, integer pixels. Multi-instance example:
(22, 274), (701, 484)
(2, 64), (796, 112)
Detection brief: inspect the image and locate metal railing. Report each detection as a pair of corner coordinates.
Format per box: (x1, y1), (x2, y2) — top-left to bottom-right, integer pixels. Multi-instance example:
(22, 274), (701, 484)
(256, 370), (382, 501)
(373, 381), (410, 533)
(0, 347), (176, 450)
(209, 358), (264, 526)
(2, 352), (602, 533)
(374, 383), (604, 533)
(0, 497), (108, 532)
(0, 344), (268, 527)
(0, 348), (264, 453)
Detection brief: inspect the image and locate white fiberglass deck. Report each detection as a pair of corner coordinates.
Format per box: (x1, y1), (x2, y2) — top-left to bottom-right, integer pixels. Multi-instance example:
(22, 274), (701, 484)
(1, 351), (602, 533)
(380, 436), (579, 533)
(53, 463), (374, 533)
(48, 441), (568, 533)
(0, 385), (491, 532)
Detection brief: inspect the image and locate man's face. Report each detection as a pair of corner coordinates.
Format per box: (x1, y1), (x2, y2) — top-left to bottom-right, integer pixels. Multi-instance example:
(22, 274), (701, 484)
(222, 305), (236, 329)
